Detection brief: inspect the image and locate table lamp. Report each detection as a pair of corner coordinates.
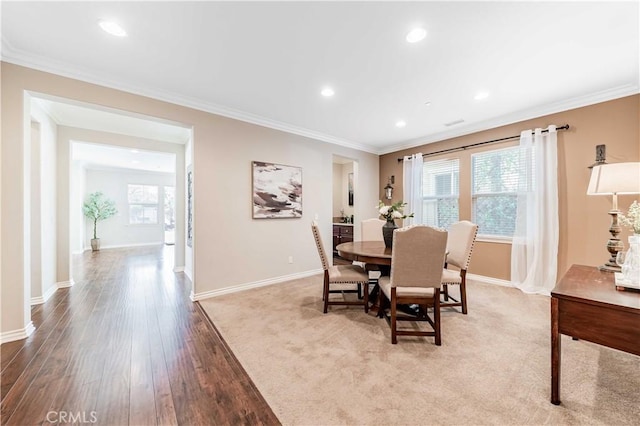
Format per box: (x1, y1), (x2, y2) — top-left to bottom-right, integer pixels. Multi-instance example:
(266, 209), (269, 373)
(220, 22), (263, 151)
(587, 162), (640, 272)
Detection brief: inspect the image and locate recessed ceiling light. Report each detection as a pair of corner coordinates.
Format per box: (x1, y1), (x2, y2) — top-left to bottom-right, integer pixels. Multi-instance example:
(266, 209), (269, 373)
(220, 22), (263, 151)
(396, 120), (407, 128)
(99, 20), (127, 37)
(424, 101), (432, 107)
(474, 92), (489, 100)
(321, 87), (335, 97)
(406, 28), (427, 43)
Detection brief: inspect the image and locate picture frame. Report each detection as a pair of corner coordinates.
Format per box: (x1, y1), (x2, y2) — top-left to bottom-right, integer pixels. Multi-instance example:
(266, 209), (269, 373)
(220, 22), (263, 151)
(252, 161), (302, 219)
(187, 166), (193, 247)
(348, 172), (354, 206)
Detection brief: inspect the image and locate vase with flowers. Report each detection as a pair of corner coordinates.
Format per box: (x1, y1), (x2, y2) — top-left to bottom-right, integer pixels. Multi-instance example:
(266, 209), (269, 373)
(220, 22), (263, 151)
(618, 201), (640, 285)
(378, 200), (414, 248)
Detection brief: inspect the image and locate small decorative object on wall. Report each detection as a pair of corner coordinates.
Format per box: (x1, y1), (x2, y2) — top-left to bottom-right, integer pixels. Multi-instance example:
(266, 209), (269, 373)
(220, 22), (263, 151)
(83, 191), (118, 251)
(348, 172), (354, 206)
(187, 167), (193, 247)
(252, 161), (302, 218)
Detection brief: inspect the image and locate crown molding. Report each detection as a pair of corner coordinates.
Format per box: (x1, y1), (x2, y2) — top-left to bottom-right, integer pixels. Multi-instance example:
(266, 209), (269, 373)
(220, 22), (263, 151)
(379, 84), (640, 155)
(4, 40), (637, 158)
(1, 43), (378, 155)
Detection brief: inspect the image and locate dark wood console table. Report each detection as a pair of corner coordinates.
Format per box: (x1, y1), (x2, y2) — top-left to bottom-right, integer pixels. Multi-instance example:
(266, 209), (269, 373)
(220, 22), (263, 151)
(550, 264), (640, 405)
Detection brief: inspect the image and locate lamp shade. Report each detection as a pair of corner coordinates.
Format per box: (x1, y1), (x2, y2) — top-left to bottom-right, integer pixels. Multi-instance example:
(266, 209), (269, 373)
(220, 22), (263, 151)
(587, 162), (640, 195)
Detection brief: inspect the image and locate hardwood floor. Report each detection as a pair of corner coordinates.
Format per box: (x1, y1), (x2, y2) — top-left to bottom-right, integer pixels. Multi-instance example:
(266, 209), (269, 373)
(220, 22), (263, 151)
(0, 245), (279, 425)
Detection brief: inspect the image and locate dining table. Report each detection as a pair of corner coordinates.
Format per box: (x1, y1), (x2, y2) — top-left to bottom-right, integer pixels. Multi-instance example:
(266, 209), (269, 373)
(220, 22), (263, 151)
(336, 241), (415, 316)
(335, 240), (391, 267)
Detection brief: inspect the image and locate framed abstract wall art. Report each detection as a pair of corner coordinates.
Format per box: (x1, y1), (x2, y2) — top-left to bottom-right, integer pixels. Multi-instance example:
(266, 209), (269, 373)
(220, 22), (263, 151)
(252, 161), (302, 219)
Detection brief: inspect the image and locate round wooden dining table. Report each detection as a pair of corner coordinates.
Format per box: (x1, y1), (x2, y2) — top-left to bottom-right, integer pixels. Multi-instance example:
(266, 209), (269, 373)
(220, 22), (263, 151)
(335, 241), (391, 266)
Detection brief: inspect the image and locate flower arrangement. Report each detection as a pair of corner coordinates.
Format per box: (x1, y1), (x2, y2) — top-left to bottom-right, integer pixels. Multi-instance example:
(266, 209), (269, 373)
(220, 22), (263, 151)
(378, 200), (414, 222)
(619, 200), (640, 234)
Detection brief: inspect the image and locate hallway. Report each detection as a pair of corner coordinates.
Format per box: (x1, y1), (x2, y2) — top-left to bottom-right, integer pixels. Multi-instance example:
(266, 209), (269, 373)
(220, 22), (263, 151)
(0, 246), (278, 425)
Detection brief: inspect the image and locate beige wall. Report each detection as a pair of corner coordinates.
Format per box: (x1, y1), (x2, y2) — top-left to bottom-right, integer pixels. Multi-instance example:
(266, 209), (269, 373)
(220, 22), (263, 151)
(1, 62), (379, 336)
(380, 95), (640, 281)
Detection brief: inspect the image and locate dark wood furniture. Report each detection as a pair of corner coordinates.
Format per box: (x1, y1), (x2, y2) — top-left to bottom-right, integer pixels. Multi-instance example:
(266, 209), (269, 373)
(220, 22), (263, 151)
(312, 223), (369, 314)
(335, 241), (391, 266)
(551, 264), (640, 405)
(332, 224), (353, 255)
(378, 226), (448, 345)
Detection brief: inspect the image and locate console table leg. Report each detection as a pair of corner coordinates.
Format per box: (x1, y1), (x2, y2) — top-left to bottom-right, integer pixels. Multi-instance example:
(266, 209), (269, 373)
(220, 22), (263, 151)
(551, 297), (561, 405)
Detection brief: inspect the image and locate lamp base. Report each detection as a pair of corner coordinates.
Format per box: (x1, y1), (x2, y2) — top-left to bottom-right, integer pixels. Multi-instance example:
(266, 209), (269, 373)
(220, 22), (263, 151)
(598, 264), (621, 273)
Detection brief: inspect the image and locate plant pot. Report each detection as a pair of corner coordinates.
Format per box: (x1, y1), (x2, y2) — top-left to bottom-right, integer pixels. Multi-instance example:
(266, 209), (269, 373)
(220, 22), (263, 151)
(91, 238), (100, 251)
(382, 220), (397, 248)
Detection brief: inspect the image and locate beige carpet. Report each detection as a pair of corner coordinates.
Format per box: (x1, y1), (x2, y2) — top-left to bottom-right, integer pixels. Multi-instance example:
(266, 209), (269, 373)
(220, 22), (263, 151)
(199, 275), (640, 425)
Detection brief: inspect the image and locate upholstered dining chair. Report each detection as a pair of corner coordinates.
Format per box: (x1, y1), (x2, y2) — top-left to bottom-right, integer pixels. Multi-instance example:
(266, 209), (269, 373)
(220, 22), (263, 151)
(361, 218), (385, 241)
(441, 220), (478, 314)
(311, 221), (370, 314)
(358, 218), (386, 280)
(378, 225), (448, 345)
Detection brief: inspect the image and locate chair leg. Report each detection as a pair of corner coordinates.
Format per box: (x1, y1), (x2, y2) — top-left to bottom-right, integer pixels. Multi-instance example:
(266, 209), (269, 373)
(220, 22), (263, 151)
(391, 288), (397, 344)
(357, 283), (363, 299)
(363, 282), (369, 313)
(460, 276), (468, 315)
(323, 273), (330, 314)
(443, 284), (449, 301)
(434, 290), (441, 346)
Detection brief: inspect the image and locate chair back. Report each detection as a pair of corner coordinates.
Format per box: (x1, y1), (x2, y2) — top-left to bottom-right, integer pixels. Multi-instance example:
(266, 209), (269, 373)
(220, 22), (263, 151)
(390, 225), (448, 288)
(361, 218), (385, 241)
(311, 221), (329, 271)
(446, 221), (478, 270)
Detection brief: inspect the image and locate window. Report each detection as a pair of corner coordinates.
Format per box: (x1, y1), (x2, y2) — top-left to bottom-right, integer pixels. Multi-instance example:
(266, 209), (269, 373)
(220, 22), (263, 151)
(128, 184), (159, 224)
(421, 158), (459, 229)
(471, 146), (533, 238)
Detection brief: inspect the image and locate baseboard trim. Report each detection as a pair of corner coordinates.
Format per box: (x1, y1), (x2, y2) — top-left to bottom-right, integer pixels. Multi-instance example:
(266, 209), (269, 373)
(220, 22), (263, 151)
(467, 273), (512, 287)
(83, 242), (164, 251)
(1, 321), (36, 344)
(30, 284), (58, 305)
(56, 279), (75, 289)
(191, 269), (322, 302)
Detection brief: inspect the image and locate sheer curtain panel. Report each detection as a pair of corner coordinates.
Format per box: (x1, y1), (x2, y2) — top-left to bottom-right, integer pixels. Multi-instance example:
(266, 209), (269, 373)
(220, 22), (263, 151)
(511, 126), (559, 294)
(403, 153), (423, 226)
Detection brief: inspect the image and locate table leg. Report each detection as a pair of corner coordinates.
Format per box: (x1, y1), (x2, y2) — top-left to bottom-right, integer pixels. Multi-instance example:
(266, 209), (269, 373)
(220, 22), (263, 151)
(551, 297), (561, 405)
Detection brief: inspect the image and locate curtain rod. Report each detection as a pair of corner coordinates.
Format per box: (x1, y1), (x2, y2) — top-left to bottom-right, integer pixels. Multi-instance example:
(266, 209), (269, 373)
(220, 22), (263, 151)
(397, 124), (570, 162)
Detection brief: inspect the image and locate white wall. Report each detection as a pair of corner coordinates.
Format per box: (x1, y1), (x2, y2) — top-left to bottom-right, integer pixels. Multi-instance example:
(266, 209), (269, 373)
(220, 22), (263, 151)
(70, 160), (85, 254)
(1, 63), (378, 337)
(184, 137), (193, 280)
(83, 168), (174, 249)
(332, 162), (355, 220)
(30, 102), (57, 303)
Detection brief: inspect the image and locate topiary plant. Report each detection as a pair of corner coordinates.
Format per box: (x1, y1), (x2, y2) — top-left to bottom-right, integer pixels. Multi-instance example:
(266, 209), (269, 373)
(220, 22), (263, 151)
(83, 191), (117, 242)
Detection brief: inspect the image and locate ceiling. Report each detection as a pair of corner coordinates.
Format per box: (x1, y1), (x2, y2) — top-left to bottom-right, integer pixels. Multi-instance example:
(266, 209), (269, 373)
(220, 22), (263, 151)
(2, 1), (638, 154)
(72, 141), (176, 174)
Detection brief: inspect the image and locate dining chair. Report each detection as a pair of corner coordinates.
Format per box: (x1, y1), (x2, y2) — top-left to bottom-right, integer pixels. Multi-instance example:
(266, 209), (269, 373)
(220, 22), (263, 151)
(358, 218), (386, 280)
(378, 225), (448, 345)
(311, 221), (370, 314)
(441, 220), (478, 314)
(361, 218), (385, 241)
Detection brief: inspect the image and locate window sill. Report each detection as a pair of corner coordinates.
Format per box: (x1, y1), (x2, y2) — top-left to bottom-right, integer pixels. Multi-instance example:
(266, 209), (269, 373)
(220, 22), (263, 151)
(476, 236), (512, 245)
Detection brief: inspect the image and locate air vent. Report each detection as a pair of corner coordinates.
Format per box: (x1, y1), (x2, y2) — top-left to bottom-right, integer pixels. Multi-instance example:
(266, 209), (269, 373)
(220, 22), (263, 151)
(444, 119), (465, 127)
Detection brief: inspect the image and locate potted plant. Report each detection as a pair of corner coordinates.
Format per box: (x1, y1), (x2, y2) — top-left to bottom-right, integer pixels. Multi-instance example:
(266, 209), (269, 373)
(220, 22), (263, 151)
(83, 191), (117, 251)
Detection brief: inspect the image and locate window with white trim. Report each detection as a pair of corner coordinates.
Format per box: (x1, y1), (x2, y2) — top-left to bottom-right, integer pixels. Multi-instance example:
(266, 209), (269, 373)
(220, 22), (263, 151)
(421, 158), (459, 229)
(128, 184), (159, 224)
(471, 146), (533, 238)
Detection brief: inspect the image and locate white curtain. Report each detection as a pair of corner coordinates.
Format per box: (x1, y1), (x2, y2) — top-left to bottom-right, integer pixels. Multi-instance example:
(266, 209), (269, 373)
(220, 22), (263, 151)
(402, 153), (423, 226)
(511, 125), (559, 295)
